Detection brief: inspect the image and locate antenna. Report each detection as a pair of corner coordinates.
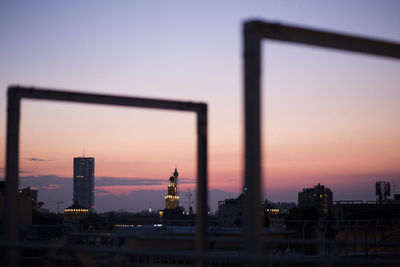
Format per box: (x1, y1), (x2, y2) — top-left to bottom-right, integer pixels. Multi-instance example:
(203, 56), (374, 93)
(185, 190), (194, 214)
(83, 146), (85, 157)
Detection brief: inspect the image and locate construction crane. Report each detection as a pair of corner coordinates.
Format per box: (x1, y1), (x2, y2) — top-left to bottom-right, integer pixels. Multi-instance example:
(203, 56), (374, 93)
(185, 190), (194, 215)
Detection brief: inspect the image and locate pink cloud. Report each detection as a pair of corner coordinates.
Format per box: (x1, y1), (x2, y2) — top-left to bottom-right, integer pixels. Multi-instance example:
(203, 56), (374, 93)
(96, 185), (166, 196)
(42, 184), (63, 190)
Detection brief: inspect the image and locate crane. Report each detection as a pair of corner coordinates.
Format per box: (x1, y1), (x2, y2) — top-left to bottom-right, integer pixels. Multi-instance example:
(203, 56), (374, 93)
(185, 190), (194, 215)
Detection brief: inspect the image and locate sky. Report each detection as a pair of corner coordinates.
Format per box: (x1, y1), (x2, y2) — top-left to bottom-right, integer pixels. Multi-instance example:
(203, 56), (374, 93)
(0, 1), (399, 212)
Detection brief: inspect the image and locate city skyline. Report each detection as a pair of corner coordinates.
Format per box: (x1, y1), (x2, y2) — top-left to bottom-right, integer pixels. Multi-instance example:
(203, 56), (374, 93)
(15, 165), (398, 213)
(1, 1), (400, 212)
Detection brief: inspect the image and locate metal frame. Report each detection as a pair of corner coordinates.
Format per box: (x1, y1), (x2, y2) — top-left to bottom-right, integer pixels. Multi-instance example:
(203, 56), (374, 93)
(243, 20), (400, 254)
(5, 86), (208, 265)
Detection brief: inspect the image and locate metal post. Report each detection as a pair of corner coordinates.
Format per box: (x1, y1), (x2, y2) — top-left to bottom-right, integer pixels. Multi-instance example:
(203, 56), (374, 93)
(241, 18), (400, 260)
(302, 222), (306, 255)
(365, 224), (368, 255)
(5, 87), (21, 266)
(354, 221), (358, 253)
(196, 105), (208, 264)
(345, 222), (348, 256)
(243, 21), (263, 254)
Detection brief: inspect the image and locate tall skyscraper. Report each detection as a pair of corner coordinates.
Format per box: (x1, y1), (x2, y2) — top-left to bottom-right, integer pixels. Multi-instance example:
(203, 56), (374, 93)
(73, 157), (95, 211)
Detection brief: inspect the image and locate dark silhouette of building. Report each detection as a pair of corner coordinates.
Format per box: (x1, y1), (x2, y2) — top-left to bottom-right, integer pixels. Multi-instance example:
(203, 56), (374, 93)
(217, 193), (245, 227)
(298, 183), (332, 216)
(376, 181), (391, 203)
(73, 157), (95, 211)
(0, 183), (37, 225)
(333, 182), (400, 220)
(333, 200), (400, 220)
(19, 186), (38, 209)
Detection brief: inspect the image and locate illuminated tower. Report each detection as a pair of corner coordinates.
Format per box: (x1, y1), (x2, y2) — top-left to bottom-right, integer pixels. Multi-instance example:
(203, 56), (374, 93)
(165, 168), (179, 209)
(73, 157), (95, 211)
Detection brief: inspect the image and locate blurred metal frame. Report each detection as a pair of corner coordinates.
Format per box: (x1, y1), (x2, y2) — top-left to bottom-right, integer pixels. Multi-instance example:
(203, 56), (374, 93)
(243, 20), (400, 254)
(5, 86), (208, 265)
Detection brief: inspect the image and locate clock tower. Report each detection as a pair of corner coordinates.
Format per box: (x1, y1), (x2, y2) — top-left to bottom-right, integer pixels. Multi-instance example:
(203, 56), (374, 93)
(165, 168), (179, 209)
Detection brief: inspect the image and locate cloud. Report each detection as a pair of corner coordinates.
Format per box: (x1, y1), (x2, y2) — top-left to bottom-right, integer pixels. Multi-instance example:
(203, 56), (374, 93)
(178, 178), (196, 184)
(16, 175), (195, 189)
(6, 174), (234, 212)
(42, 184), (64, 190)
(95, 176), (196, 186)
(19, 175), (70, 187)
(24, 157), (52, 162)
(94, 188), (238, 213)
(95, 177), (165, 186)
(1, 175), (197, 190)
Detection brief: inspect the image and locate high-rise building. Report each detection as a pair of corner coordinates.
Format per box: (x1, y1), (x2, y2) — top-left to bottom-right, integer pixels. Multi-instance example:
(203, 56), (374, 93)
(73, 157), (95, 211)
(165, 168), (179, 209)
(298, 183), (332, 216)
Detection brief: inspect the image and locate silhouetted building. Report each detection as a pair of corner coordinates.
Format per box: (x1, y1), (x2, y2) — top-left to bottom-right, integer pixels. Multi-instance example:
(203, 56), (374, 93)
(333, 200), (400, 220)
(165, 168), (179, 209)
(376, 181), (391, 203)
(19, 186), (38, 208)
(73, 157), (95, 211)
(298, 183), (332, 216)
(217, 193), (245, 227)
(0, 183), (36, 225)
(333, 182), (400, 219)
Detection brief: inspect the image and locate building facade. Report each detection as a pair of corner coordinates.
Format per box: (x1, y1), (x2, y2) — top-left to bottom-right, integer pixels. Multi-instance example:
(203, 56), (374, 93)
(165, 168), (179, 209)
(298, 183), (333, 216)
(73, 157), (95, 211)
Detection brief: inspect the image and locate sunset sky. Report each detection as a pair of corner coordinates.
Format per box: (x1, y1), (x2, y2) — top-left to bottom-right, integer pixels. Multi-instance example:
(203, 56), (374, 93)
(1, 1), (399, 212)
